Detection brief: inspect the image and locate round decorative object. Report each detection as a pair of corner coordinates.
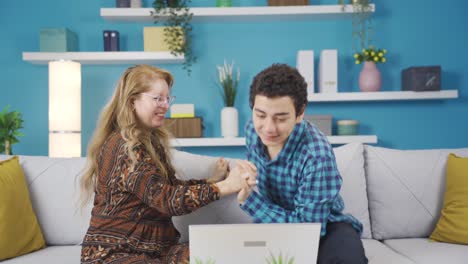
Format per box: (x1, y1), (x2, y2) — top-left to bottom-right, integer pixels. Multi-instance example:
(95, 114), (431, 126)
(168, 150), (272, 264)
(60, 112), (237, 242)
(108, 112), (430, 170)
(221, 107), (238, 138)
(359, 61), (382, 92)
(337, 120), (359, 135)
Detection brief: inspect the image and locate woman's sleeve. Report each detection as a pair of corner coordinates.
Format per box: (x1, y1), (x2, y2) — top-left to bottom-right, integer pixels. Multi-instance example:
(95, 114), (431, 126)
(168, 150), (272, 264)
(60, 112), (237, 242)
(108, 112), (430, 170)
(121, 148), (220, 216)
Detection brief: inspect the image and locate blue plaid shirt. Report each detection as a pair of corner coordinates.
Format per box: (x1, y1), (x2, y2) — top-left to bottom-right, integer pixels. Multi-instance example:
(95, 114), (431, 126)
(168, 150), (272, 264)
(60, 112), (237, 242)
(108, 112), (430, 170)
(240, 120), (363, 237)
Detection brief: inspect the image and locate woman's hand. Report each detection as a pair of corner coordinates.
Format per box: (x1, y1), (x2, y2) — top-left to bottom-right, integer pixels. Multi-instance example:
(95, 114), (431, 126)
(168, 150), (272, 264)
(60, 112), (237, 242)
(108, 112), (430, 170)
(215, 160), (257, 197)
(207, 157), (229, 183)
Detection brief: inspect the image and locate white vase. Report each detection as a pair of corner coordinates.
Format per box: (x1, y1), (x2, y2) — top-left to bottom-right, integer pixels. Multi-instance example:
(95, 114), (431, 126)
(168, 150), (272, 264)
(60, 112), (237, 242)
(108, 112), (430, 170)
(221, 107), (238, 138)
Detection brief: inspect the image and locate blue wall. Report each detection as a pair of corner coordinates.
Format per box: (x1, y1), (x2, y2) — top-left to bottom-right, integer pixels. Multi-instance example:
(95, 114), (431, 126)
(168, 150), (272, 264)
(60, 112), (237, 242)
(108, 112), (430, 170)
(1, 0), (467, 159)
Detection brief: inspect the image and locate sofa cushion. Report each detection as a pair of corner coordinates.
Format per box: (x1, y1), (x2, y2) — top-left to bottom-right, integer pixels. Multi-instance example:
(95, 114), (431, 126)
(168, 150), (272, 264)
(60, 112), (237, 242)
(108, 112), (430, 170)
(170, 150), (252, 243)
(0, 155), (92, 246)
(362, 239), (414, 264)
(384, 238), (468, 264)
(430, 153), (468, 244)
(364, 146), (468, 240)
(333, 143), (371, 238)
(0, 156), (46, 260)
(0, 246), (81, 264)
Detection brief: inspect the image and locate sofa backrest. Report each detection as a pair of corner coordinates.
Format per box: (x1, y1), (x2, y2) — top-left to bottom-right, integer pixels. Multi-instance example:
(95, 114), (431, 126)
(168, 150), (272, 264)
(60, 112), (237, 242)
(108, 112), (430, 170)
(364, 145), (468, 240)
(0, 155), (92, 246)
(0, 142), (373, 246)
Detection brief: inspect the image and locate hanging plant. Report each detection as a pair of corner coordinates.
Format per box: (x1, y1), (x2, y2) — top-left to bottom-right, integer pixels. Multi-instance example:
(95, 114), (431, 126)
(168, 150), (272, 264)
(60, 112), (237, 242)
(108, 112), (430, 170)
(152, 0), (196, 76)
(339, 0), (374, 52)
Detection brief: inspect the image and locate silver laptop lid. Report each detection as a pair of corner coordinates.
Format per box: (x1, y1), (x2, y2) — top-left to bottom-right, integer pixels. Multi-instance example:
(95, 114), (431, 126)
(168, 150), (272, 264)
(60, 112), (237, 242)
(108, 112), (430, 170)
(189, 223), (321, 264)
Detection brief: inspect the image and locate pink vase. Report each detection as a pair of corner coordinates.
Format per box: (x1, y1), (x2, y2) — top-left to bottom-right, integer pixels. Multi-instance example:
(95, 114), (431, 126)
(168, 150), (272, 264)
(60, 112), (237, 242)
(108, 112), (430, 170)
(359, 61), (382, 92)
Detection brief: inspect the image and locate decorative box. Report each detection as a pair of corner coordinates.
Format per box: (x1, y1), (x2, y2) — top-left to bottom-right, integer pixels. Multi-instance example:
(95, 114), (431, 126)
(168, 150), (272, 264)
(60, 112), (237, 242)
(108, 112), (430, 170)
(40, 28), (78, 52)
(170, 104), (195, 118)
(116, 0), (130, 7)
(337, 120), (359, 136)
(268, 0), (309, 6)
(304, 115), (332, 136)
(143, 27), (184, 52)
(401, 66), (441, 91)
(165, 117), (203, 138)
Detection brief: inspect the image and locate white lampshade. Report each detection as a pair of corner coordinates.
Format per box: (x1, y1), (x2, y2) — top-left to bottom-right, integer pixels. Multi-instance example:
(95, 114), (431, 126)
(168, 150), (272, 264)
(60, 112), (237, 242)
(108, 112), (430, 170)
(49, 133), (81, 158)
(48, 60), (81, 157)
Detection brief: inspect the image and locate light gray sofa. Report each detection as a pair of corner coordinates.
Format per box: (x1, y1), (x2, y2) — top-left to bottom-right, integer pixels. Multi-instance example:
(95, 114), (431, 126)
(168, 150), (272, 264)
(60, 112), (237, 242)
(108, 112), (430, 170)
(1, 143), (467, 263)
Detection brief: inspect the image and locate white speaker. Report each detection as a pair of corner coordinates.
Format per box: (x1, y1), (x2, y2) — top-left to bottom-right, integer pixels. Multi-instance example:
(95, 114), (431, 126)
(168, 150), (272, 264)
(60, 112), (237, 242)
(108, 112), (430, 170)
(296, 50), (315, 95)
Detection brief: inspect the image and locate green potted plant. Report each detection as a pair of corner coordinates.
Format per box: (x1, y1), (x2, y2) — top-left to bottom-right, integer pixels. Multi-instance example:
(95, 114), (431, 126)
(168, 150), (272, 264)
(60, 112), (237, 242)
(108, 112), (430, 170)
(193, 258), (216, 264)
(266, 251), (295, 264)
(216, 60), (240, 138)
(0, 106), (24, 155)
(152, 0), (196, 75)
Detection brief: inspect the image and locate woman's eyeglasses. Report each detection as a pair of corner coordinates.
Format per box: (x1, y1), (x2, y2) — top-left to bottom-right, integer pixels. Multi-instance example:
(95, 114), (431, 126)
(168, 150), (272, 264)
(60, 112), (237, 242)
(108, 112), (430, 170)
(141, 93), (176, 106)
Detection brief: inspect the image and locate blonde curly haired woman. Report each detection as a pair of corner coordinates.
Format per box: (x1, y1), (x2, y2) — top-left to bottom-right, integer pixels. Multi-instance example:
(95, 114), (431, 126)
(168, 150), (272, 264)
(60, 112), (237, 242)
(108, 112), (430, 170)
(80, 65), (256, 264)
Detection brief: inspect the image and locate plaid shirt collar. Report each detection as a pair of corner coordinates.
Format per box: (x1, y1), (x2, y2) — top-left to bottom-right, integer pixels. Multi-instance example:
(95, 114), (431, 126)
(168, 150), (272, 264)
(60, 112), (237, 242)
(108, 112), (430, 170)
(251, 120), (306, 164)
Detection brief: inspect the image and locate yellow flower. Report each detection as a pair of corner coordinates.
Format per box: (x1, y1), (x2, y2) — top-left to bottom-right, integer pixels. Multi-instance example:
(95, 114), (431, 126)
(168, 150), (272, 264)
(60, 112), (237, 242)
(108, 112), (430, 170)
(354, 46), (388, 64)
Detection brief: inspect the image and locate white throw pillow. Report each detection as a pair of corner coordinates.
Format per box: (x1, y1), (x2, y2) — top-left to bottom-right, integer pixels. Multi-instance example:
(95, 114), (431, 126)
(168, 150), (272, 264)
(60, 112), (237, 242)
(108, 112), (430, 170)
(365, 145), (468, 240)
(333, 143), (372, 238)
(170, 150), (251, 243)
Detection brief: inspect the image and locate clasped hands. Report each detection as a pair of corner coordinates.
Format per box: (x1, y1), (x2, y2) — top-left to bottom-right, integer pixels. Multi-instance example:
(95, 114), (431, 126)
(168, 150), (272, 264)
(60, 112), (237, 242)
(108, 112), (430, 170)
(208, 158), (257, 205)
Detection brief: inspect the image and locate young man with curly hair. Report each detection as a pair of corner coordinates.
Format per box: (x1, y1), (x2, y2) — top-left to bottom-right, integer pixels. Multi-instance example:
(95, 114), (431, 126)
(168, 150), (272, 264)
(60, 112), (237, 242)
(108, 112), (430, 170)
(238, 64), (368, 263)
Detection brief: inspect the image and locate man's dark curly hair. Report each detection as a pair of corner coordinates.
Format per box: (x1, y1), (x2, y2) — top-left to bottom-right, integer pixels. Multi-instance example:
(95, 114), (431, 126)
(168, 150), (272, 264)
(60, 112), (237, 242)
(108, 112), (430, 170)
(249, 63), (307, 117)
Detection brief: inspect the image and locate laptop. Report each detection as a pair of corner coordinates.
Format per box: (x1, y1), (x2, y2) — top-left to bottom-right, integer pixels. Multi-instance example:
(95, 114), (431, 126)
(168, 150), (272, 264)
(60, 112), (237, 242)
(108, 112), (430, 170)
(189, 223), (321, 264)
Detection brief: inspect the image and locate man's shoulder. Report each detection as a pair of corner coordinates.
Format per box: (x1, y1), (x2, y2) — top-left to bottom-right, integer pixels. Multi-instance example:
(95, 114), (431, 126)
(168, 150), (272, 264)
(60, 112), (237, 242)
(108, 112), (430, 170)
(245, 120), (257, 147)
(301, 121), (334, 159)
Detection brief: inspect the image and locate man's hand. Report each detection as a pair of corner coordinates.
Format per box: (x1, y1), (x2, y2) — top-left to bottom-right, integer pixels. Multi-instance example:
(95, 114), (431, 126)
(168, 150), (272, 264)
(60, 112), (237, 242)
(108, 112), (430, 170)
(235, 160), (257, 205)
(215, 160), (257, 197)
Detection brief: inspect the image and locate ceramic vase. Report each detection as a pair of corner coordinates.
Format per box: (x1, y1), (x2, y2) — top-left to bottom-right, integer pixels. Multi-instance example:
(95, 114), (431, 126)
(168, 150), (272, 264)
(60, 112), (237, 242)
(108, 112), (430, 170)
(359, 61), (382, 92)
(221, 107), (238, 138)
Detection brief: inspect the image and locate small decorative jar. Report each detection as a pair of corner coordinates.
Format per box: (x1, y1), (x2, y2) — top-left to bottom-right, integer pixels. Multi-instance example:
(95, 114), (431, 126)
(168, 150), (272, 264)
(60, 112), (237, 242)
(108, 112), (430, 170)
(337, 120), (359, 135)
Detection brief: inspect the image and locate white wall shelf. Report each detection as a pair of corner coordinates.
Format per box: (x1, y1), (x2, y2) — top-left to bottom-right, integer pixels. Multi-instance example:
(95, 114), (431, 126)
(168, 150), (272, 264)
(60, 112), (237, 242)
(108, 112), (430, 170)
(22, 51), (184, 65)
(100, 4), (375, 23)
(170, 135), (377, 147)
(308, 90), (458, 102)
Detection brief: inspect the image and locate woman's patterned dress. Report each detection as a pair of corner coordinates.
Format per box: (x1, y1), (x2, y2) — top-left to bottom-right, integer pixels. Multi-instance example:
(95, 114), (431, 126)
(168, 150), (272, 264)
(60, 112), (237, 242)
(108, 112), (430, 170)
(81, 132), (220, 263)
